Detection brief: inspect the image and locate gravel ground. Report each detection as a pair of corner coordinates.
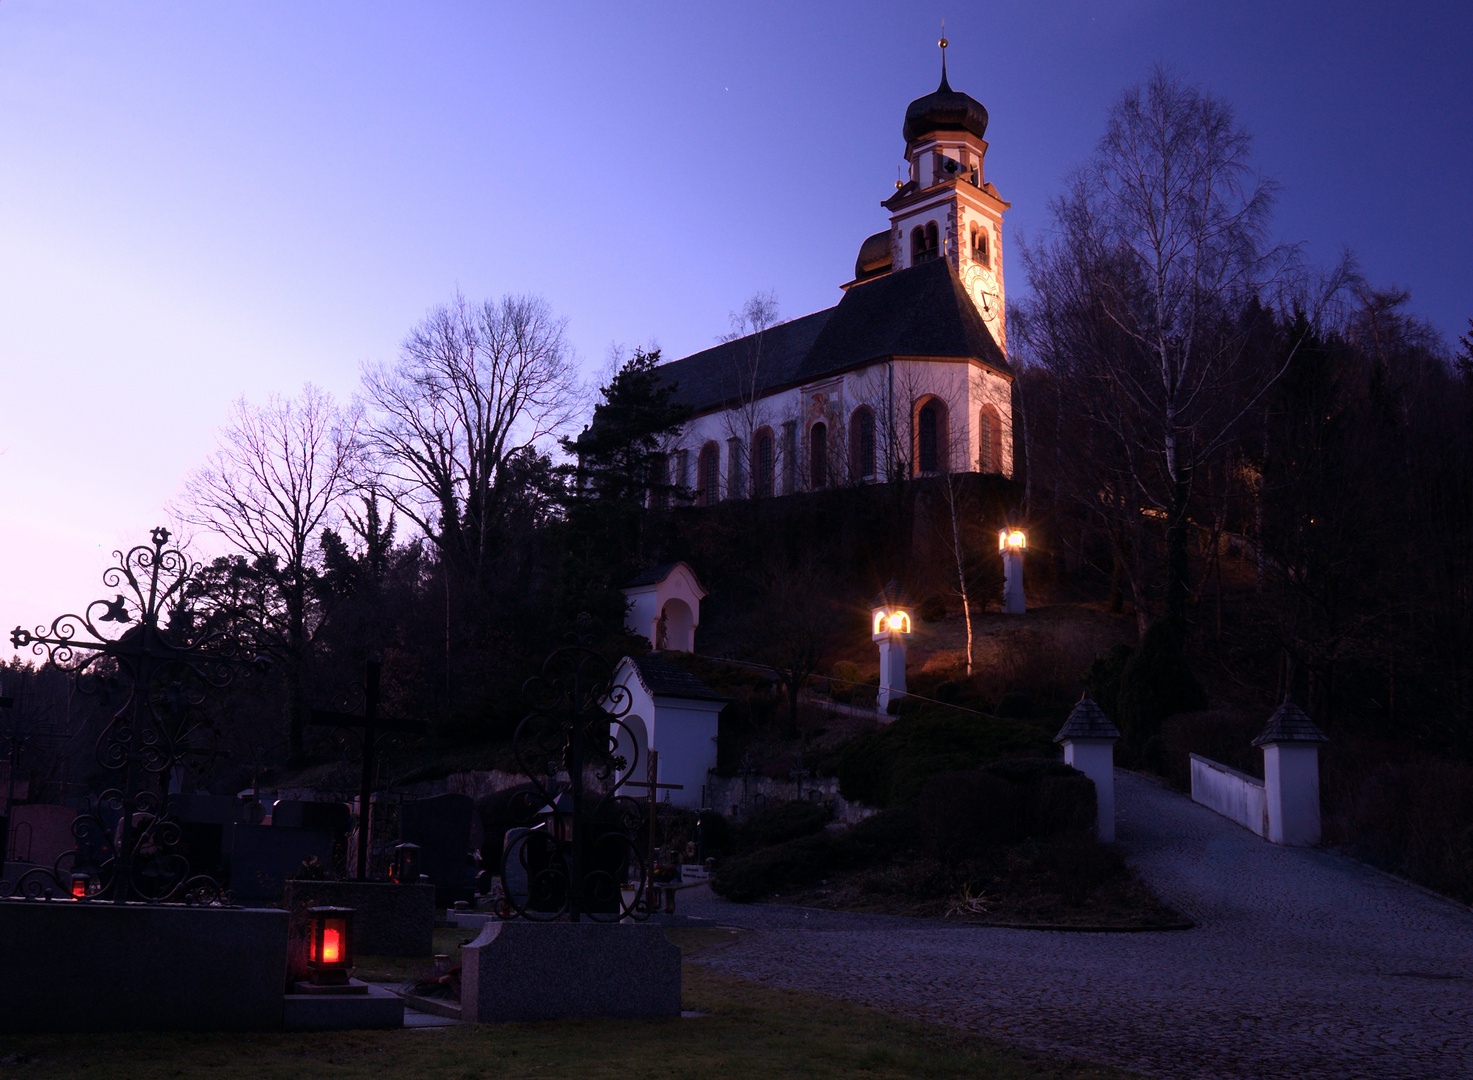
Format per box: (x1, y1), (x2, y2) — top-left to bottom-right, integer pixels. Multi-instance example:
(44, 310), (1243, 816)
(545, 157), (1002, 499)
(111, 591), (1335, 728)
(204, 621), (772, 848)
(684, 771), (1473, 1079)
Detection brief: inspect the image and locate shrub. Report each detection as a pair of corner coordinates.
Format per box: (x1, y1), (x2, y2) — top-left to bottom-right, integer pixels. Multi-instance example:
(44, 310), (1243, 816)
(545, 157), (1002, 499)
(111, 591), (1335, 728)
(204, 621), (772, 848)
(1115, 621), (1207, 756)
(997, 691), (1033, 718)
(934, 681), (961, 704)
(732, 799), (831, 852)
(837, 712), (1056, 808)
(917, 760), (1095, 854)
(711, 808), (918, 902)
(828, 660), (864, 704)
(696, 810), (731, 857)
(918, 595), (948, 622)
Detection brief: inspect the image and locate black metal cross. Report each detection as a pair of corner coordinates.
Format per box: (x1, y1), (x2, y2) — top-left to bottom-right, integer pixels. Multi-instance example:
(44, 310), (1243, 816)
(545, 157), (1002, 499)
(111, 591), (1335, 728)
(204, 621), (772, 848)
(308, 660), (426, 880)
(0, 693), (13, 866)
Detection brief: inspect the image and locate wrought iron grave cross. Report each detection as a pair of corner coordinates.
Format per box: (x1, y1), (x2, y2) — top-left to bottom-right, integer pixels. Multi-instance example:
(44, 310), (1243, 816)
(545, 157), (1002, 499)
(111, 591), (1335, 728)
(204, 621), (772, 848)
(308, 659), (426, 880)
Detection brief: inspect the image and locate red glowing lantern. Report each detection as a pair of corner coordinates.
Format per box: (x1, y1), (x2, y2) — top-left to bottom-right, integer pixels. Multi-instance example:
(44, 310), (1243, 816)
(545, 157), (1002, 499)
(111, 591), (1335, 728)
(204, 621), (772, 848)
(306, 906), (355, 986)
(70, 872), (91, 900)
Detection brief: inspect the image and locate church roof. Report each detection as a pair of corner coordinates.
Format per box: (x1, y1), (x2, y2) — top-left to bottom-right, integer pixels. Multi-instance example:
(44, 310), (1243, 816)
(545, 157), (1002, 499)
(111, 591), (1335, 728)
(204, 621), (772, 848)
(629, 655), (730, 703)
(656, 258), (1010, 415)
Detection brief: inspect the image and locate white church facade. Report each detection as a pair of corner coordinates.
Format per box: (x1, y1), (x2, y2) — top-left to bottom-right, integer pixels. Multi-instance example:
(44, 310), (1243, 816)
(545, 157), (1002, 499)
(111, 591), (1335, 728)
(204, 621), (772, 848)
(653, 56), (1015, 505)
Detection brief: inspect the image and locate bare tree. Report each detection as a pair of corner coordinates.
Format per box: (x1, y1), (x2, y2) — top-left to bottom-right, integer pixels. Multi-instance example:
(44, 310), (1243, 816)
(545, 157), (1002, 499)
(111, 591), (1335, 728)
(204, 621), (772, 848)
(718, 292), (782, 497)
(179, 384), (361, 753)
(360, 293), (581, 584)
(1020, 67), (1349, 630)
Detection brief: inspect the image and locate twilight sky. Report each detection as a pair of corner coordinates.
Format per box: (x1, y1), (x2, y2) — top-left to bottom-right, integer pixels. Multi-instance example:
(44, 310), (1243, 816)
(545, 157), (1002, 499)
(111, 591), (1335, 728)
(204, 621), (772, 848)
(2, 1), (1470, 656)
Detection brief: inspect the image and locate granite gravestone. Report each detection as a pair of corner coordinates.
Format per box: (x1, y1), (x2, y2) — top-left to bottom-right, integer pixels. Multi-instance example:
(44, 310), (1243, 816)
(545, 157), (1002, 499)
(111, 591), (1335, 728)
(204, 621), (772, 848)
(271, 800), (352, 875)
(224, 824), (333, 905)
(399, 793), (474, 905)
(167, 793), (260, 884)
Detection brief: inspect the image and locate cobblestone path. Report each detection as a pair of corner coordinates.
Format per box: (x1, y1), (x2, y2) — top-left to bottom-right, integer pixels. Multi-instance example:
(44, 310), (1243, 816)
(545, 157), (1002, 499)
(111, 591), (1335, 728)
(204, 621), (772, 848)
(685, 771), (1473, 1079)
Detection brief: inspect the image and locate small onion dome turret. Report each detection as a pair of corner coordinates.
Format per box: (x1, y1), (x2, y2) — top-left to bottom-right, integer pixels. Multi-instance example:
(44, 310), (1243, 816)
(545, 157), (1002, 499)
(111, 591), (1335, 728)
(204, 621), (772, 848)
(903, 67), (988, 145)
(1251, 699), (1328, 746)
(854, 230), (893, 281)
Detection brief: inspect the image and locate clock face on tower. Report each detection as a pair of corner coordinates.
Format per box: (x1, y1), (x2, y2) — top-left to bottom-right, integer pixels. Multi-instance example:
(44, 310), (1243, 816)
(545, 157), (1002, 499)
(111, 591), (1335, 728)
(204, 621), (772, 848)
(963, 263), (1003, 346)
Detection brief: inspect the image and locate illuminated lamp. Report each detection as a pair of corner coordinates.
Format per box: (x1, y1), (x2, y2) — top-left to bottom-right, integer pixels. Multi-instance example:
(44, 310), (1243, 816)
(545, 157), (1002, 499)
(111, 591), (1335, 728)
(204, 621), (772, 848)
(998, 511), (1027, 615)
(306, 906), (355, 987)
(870, 580), (914, 712)
(70, 872), (91, 900)
(390, 842), (420, 885)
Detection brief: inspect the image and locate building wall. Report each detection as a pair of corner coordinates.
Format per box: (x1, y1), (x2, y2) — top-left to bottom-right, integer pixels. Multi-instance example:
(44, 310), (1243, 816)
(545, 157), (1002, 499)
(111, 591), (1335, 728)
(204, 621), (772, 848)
(664, 357), (1013, 501)
(1190, 753), (1269, 838)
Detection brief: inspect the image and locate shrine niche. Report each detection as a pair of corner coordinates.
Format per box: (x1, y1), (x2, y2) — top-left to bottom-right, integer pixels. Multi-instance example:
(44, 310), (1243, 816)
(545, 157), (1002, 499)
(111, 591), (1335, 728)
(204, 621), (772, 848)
(620, 562), (706, 653)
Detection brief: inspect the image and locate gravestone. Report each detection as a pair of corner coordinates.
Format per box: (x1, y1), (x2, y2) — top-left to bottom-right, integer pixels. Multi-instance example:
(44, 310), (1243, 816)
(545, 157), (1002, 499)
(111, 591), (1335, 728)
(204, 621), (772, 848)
(224, 824), (333, 906)
(6, 804), (76, 868)
(272, 800), (352, 875)
(169, 793), (259, 884)
(399, 793), (475, 906)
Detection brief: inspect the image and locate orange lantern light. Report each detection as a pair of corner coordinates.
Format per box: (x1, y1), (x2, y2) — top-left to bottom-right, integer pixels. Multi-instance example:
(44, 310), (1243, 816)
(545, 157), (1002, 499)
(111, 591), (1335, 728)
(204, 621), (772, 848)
(306, 905), (355, 986)
(70, 872), (91, 900)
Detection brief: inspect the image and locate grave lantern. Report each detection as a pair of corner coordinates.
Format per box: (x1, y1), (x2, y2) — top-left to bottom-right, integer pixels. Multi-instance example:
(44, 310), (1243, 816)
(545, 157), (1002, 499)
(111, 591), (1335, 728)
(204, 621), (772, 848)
(390, 842), (420, 885)
(998, 511), (1027, 615)
(69, 872), (91, 900)
(306, 905), (355, 986)
(870, 580), (914, 712)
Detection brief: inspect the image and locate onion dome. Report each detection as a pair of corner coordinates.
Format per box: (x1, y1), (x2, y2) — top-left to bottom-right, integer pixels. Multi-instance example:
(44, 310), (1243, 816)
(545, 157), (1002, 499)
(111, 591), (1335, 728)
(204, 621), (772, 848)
(903, 65), (988, 145)
(1251, 699), (1328, 746)
(854, 229), (893, 280)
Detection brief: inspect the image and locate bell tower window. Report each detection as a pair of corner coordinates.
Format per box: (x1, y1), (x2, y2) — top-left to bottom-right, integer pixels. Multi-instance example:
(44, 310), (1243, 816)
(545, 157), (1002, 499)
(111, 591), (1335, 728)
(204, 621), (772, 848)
(911, 222), (940, 264)
(971, 224), (989, 266)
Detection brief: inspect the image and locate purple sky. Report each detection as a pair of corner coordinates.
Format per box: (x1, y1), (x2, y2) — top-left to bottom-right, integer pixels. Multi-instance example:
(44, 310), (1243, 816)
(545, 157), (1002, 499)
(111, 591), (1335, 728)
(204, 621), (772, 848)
(3, 1), (1470, 654)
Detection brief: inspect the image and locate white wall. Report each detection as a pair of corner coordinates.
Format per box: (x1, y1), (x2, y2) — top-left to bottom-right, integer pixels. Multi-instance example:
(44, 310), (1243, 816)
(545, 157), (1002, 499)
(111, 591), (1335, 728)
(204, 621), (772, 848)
(1263, 744), (1322, 846)
(1190, 753), (1268, 838)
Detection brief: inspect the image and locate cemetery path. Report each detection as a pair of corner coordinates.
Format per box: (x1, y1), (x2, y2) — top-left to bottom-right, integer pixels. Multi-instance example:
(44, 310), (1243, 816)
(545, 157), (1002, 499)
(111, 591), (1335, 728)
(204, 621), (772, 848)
(684, 770), (1473, 1080)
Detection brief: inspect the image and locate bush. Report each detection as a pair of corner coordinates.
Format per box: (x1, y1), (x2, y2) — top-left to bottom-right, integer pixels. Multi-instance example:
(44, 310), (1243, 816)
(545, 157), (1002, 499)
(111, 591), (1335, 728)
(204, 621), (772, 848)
(1115, 621), (1207, 755)
(918, 595), (948, 622)
(934, 681), (961, 704)
(917, 760), (1095, 854)
(711, 809), (918, 902)
(732, 799), (831, 851)
(837, 712), (1056, 808)
(997, 691), (1033, 718)
(828, 660), (864, 704)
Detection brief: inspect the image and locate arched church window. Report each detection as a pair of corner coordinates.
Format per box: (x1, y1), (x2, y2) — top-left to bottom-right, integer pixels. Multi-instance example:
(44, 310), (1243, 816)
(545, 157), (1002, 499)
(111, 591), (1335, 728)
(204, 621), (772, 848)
(971, 224), (989, 266)
(915, 397), (948, 475)
(978, 404), (1003, 474)
(754, 428), (775, 498)
(697, 442), (720, 506)
(810, 422), (828, 488)
(911, 222), (939, 264)
(850, 407), (875, 480)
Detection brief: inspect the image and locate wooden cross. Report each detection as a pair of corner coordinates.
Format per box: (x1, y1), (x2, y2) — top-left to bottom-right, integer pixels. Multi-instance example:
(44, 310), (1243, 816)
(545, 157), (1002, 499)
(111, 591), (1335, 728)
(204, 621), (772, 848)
(308, 660), (426, 880)
(617, 748), (682, 888)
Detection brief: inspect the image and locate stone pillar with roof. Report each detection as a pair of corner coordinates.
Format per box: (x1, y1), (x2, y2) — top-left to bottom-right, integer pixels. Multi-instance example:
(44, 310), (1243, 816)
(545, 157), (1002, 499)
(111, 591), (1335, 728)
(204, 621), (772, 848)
(1054, 693), (1122, 843)
(1252, 700), (1327, 846)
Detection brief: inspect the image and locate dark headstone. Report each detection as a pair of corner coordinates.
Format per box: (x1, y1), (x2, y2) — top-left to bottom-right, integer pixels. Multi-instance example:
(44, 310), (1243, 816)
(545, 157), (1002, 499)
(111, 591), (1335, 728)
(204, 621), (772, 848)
(168, 793), (256, 825)
(399, 793), (474, 906)
(272, 800), (353, 875)
(224, 824), (333, 905)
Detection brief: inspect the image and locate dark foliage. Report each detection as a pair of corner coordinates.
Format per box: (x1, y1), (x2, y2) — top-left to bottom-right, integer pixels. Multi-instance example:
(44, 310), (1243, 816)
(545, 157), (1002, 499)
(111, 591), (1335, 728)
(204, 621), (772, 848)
(917, 762), (1095, 856)
(711, 808), (917, 902)
(731, 799), (831, 852)
(1115, 620), (1208, 760)
(837, 711), (1055, 808)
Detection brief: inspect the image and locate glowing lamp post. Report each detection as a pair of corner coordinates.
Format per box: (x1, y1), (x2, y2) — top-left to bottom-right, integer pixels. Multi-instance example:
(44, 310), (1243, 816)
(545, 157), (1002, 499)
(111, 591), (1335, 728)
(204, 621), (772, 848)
(998, 514), (1027, 615)
(306, 906), (356, 988)
(870, 581), (914, 713)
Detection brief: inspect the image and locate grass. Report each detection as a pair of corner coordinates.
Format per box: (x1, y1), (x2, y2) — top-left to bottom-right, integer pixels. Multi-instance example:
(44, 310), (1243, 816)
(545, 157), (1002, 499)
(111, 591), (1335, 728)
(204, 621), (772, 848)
(353, 927), (478, 984)
(0, 933), (1137, 1080)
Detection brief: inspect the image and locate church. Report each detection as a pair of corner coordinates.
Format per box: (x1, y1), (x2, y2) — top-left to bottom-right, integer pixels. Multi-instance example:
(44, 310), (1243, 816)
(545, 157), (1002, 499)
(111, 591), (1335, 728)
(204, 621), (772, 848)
(653, 51), (1015, 504)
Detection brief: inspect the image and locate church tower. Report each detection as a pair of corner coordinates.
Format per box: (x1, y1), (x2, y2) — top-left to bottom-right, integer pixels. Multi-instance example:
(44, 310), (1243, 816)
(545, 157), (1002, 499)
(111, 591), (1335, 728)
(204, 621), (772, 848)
(880, 39), (1009, 352)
